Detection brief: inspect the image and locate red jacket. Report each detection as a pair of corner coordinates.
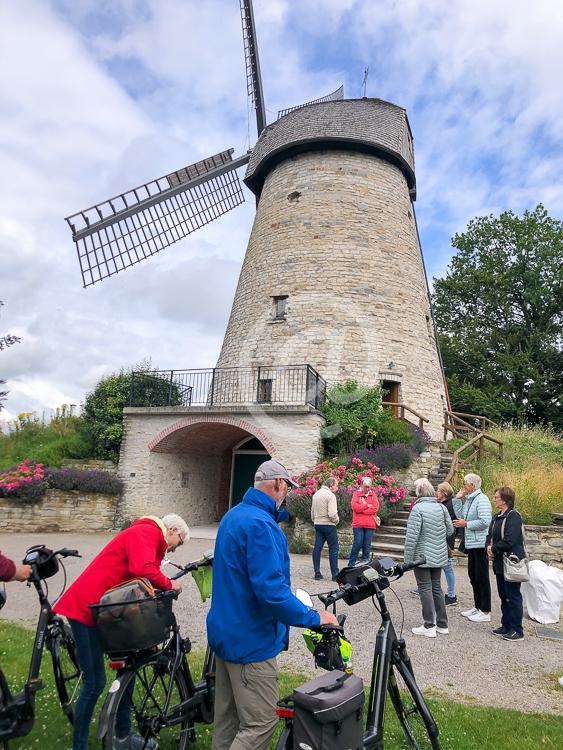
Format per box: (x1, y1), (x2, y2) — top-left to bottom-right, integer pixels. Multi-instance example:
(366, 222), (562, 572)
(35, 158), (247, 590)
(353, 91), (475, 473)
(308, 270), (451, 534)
(351, 489), (380, 529)
(0, 551), (16, 582)
(54, 518), (172, 626)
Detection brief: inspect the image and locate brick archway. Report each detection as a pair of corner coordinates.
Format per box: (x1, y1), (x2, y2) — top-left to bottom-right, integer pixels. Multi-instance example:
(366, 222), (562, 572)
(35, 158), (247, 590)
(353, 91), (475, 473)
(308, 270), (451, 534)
(148, 415), (276, 455)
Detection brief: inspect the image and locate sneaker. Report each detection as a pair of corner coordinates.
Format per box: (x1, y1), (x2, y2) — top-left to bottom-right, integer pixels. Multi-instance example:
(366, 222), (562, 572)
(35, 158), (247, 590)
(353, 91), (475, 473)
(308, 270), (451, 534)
(492, 626), (508, 636)
(461, 607), (478, 618)
(436, 626), (449, 634)
(411, 625), (437, 638)
(314, 572), (323, 580)
(444, 595), (457, 606)
(410, 588), (420, 596)
(114, 734), (158, 750)
(502, 630), (524, 642)
(468, 611), (491, 623)
(331, 575), (339, 581)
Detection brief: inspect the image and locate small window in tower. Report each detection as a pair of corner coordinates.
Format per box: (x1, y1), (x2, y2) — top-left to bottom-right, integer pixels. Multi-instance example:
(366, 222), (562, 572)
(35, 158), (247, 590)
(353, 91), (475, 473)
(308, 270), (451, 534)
(272, 295), (288, 320)
(257, 378), (273, 403)
(425, 314), (433, 338)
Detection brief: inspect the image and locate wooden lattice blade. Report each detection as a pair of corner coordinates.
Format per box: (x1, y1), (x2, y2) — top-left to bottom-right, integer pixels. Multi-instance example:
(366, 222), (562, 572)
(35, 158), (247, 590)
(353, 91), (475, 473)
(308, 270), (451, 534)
(277, 85), (344, 119)
(65, 150), (249, 288)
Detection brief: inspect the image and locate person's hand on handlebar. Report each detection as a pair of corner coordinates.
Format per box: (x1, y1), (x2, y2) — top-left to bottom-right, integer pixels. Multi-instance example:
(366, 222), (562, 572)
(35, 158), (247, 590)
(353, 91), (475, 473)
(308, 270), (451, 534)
(319, 610), (339, 626)
(12, 564), (33, 582)
(170, 579), (183, 593)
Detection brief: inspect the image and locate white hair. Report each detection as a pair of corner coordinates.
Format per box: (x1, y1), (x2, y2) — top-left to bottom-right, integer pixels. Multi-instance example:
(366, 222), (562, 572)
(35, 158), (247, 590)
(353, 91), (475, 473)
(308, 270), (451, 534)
(414, 478), (436, 498)
(464, 473), (482, 490)
(162, 513), (190, 540)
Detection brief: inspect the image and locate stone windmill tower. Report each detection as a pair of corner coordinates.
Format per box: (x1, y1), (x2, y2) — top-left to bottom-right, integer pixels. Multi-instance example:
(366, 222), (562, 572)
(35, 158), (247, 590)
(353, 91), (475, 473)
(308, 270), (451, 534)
(64, 0), (448, 522)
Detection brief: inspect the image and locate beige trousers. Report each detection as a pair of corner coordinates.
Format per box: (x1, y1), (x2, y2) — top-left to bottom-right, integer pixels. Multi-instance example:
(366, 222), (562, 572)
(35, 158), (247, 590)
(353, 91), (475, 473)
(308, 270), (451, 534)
(211, 656), (279, 750)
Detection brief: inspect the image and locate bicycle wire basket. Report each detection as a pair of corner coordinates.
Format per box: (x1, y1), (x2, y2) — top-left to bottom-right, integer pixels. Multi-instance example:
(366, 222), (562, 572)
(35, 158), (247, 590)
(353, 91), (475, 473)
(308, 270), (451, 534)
(90, 578), (175, 655)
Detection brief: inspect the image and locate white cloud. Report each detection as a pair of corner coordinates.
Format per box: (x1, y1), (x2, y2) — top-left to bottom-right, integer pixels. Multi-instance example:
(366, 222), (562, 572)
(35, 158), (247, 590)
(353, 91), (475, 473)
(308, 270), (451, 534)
(0, 0), (561, 420)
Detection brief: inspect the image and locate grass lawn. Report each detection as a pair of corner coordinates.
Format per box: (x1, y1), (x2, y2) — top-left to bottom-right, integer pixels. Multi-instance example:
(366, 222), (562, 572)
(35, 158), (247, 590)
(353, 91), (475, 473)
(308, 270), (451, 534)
(1, 622), (562, 749)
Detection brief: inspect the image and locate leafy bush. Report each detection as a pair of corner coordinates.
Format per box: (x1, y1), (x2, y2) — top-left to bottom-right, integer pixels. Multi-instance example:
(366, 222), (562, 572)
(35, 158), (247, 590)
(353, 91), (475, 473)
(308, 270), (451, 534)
(286, 456), (405, 526)
(0, 412), (94, 470)
(288, 536), (311, 555)
(82, 367), (182, 463)
(0, 460), (46, 504)
(45, 468), (123, 495)
(321, 380), (386, 454)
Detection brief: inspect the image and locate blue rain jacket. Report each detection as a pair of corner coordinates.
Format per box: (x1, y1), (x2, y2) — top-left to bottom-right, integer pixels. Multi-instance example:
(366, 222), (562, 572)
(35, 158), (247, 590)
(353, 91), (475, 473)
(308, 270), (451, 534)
(207, 487), (320, 663)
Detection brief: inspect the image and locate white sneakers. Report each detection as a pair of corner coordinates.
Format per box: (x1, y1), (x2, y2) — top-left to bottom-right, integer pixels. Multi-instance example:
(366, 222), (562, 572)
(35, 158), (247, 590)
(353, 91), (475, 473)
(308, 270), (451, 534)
(461, 607), (478, 617)
(436, 626), (449, 634)
(412, 625), (437, 637)
(468, 611), (491, 622)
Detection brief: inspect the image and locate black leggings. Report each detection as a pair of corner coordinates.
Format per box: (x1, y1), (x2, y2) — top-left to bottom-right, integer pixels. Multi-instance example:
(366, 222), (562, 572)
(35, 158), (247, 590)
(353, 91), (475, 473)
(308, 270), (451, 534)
(467, 547), (491, 612)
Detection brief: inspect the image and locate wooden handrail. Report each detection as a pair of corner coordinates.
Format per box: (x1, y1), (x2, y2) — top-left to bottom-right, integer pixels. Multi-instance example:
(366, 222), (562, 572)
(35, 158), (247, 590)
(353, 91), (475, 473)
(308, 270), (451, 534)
(382, 401), (429, 430)
(445, 426), (504, 484)
(450, 411), (499, 429)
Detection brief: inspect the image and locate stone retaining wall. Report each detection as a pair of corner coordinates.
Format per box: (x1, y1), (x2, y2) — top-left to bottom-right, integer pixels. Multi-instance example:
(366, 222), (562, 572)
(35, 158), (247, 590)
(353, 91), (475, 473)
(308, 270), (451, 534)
(524, 525), (563, 568)
(0, 489), (118, 533)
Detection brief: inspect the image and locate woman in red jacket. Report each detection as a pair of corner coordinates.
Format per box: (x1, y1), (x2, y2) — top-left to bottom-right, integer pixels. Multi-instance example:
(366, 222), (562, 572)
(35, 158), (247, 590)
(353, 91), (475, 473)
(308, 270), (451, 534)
(348, 477), (380, 566)
(54, 514), (188, 750)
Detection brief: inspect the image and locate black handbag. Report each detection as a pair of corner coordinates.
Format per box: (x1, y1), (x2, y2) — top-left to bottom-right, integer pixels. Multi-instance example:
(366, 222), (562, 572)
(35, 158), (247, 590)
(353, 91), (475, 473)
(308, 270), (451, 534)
(456, 496), (476, 554)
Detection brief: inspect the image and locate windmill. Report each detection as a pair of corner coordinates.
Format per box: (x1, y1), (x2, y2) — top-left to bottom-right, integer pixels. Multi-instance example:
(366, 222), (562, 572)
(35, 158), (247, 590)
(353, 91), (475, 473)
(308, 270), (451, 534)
(64, 0), (343, 289)
(64, 0), (449, 440)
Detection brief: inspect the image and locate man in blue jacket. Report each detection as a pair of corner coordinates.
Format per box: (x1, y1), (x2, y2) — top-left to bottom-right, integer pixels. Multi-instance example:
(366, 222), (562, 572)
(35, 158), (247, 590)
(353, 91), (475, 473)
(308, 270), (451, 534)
(208, 459), (337, 750)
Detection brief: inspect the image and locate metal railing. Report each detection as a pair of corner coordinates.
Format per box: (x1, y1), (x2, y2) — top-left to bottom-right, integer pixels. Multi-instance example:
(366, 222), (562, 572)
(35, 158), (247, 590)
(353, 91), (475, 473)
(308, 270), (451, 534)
(128, 365), (326, 410)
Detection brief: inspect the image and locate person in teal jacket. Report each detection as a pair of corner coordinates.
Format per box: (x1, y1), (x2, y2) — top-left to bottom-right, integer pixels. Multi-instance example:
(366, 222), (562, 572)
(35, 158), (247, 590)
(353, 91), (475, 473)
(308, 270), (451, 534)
(207, 459), (337, 750)
(453, 473), (493, 623)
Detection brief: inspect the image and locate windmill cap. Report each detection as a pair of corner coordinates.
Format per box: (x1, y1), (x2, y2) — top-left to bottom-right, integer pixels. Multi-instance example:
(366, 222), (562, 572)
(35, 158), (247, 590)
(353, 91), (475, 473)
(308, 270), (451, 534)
(254, 460), (298, 488)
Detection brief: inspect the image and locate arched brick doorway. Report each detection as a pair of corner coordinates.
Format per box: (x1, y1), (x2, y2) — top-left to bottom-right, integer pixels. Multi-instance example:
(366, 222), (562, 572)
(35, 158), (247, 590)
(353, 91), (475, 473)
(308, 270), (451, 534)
(148, 417), (275, 522)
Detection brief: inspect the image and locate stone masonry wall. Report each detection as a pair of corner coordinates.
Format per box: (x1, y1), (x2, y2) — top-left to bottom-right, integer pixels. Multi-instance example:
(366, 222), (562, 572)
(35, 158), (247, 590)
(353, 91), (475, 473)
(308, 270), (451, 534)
(524, 525), (563, 569)
(117, 406), (324, 525)
(0, 489), (117, 533)
(216, 149), (447, 438)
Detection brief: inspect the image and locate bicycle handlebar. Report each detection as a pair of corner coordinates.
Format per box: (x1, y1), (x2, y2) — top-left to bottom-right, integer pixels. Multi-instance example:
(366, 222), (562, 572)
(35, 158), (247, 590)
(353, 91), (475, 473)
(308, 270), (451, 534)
(170, 552), (213, 581)
(400, 556), (426, 573)
(55, 548), (81, 558)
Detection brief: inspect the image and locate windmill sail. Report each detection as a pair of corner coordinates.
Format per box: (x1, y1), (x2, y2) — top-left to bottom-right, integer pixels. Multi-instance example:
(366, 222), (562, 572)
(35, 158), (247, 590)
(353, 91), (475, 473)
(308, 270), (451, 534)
(277, 85), (344, 119)
(65, 149), (249, 288)
(240, 0), (266, 135)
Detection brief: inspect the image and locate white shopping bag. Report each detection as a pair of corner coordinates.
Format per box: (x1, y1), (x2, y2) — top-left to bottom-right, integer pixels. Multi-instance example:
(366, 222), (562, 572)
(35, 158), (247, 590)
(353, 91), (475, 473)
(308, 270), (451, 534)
(521, 560), (563, 624)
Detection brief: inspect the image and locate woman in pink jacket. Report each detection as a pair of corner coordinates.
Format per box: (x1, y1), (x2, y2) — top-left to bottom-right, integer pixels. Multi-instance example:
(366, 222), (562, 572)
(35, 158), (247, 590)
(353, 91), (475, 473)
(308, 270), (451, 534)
(348, 477), (380, 566)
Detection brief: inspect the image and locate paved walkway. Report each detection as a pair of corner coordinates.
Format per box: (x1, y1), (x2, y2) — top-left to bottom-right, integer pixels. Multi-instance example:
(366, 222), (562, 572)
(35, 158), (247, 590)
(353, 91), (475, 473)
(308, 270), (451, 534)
(1, 533), (561, 715)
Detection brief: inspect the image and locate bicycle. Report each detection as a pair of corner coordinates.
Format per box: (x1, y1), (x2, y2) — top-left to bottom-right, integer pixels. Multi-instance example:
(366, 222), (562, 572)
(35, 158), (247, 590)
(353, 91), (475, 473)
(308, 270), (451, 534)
(97, 551), (215, 750)
(275, 555), (441, 750)
(0, 545), (83, 748)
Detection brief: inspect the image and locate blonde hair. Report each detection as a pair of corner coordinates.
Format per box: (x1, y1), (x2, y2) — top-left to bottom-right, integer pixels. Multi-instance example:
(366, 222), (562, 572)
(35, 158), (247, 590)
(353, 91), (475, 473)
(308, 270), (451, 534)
(162, 513), (190, 540)
(414, 478), (436, 498)
(437, 482), (454, 497)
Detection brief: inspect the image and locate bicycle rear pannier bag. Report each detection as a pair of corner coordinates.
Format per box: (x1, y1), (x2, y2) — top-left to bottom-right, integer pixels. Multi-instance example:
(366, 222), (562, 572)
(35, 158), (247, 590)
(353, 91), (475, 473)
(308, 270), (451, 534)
(90, 578), (174, 655)
(292, 670), (364, 750)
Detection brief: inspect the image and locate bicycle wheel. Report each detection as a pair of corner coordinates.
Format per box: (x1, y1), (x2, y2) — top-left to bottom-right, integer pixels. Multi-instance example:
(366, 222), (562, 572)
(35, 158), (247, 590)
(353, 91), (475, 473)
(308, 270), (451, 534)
(103, 658), (190, 750)
(48, 622), (82, 725)
(388, 656), (441, 750)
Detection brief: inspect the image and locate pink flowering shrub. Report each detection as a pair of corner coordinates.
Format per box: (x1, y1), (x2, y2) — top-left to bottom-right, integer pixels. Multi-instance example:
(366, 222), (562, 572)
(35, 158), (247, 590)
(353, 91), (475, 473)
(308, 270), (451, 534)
(287, 456), (405, 524)
(0, 460), (46, 503)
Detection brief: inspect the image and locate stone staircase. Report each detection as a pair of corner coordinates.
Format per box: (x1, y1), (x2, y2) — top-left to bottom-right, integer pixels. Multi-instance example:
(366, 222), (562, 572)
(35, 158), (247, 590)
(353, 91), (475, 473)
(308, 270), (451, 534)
(371, 447), (454, 562)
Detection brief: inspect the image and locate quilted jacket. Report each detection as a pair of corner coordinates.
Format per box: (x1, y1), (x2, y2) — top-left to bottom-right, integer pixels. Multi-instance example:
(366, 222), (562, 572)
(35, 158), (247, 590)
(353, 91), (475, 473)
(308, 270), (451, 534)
(452, 490), (492, 549)
(404, 496), (454, 568)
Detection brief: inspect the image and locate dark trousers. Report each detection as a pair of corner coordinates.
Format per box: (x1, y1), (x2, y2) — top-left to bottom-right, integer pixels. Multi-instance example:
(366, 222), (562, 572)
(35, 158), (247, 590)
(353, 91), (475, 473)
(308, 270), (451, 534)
(495, 574), (523, 635)
(69, 619), (131, 750)
(348, 527), (374, 567)
(312, 525), (339, 577)
(414, 567), (448, 628)
(467, 547), (491, 612)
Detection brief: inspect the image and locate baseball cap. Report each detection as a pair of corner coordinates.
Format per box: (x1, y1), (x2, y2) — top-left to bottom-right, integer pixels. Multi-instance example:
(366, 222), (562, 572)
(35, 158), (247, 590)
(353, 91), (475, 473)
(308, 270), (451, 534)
(254, 459), (298, 488)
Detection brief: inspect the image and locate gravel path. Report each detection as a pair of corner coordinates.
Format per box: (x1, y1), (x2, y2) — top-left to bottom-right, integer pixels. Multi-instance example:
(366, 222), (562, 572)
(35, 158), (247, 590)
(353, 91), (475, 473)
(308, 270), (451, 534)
(1, 532), (561, 715)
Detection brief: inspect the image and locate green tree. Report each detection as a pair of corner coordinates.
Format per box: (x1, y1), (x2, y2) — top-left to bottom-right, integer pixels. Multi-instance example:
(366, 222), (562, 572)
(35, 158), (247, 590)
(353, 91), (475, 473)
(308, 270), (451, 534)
(321, 380), (386, 453)
(433, 205), (563, 428)
(82, 367), (182, 462)
(0, 300), (21, 412)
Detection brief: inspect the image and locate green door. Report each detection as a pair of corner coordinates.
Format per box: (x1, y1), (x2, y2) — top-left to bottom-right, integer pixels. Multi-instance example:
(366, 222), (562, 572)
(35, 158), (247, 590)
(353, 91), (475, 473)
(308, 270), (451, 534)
(231, 453), (269, 507)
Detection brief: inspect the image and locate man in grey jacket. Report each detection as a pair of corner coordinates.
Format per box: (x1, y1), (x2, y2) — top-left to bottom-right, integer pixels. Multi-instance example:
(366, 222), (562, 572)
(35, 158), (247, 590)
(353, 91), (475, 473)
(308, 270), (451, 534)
(311, 477), (340, 580)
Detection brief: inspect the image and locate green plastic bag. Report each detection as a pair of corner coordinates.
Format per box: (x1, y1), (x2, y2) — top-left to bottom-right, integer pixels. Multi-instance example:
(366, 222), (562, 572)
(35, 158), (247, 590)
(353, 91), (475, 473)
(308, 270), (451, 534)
(191, 566), (213, 602)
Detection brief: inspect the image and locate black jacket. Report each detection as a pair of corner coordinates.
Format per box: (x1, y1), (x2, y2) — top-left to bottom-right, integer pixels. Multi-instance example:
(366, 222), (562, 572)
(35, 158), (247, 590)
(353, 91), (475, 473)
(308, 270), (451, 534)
(441, 495), (457, 550)
(486, 509), (525, 576)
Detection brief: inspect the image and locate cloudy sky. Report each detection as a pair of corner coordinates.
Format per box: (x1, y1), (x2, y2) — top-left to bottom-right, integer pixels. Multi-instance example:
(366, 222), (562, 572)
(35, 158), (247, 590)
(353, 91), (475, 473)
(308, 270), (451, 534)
(1, 0), (562, 424)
